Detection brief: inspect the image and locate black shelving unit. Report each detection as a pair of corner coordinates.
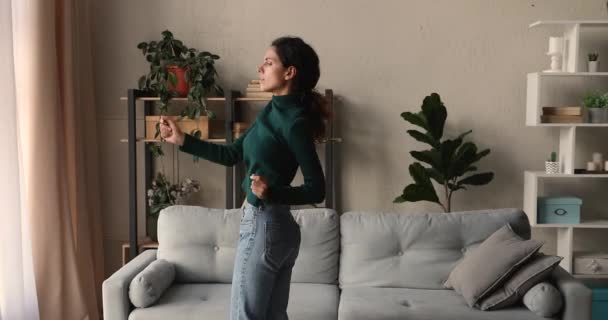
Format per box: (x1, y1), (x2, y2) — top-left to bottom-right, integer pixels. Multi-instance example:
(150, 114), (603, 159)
(126, 89), (338, 259)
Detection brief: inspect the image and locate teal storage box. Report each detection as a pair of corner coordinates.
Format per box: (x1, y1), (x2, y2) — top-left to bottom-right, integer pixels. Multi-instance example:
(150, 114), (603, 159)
(537, 197), (581, 224)
(588, 285), (608, 320)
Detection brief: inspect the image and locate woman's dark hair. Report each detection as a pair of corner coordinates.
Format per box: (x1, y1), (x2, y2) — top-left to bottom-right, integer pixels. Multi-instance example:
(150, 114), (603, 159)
(271, 36), (333, 142)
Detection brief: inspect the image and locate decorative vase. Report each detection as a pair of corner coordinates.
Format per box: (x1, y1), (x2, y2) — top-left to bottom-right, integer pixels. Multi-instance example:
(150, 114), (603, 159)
(166, 65), (190, 97)
(545, 161), (559, 174)
(588, 61), (599, 73)
(588, 108), (608, 123)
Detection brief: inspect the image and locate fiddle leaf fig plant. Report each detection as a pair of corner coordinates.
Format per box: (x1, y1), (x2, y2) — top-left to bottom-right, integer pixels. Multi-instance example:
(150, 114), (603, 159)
(394, 93), (494, 212)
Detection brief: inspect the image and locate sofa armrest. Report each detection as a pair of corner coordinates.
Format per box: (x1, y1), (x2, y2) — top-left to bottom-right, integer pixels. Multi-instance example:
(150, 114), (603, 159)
(550, 266), (592, 320)
(102, 249), (157, 320)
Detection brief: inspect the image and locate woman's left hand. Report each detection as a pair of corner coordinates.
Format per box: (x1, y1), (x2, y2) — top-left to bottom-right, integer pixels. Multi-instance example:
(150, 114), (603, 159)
(250, 174), (268, 199)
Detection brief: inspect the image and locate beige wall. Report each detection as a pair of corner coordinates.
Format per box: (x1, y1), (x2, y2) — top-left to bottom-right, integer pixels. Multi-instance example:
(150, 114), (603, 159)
(92, 0), (608, 277)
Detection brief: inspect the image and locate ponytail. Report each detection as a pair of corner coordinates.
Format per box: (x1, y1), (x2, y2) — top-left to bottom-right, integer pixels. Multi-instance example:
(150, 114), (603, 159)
(302, 90), (333, 143)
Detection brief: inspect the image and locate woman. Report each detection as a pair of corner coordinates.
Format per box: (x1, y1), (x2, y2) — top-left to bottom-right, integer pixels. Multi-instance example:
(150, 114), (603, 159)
(159, 36), (331, 320)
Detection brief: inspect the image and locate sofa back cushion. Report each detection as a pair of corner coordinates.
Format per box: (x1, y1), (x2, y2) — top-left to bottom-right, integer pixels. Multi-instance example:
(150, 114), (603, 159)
(339, 208), (530, 289)
(157, 205), (339, 284)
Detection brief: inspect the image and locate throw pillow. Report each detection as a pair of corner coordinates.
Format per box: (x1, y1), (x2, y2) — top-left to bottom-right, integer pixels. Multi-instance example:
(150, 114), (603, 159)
(523, 282), (564, 317)
(477, 253), (562, 310)
(444, 224), (543, 307)
(129, 259), (175, 308)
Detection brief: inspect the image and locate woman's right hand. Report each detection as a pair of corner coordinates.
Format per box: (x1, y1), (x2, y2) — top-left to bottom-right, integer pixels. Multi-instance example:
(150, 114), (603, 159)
(159, 116), (185, 146)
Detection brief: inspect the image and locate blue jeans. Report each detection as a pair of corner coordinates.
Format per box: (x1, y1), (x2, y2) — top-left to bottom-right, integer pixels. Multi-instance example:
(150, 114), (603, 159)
(230, 201), (301, 320)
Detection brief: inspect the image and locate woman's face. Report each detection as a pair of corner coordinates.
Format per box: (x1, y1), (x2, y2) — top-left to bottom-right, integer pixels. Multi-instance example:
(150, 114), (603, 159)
(258, 47), (295, 95)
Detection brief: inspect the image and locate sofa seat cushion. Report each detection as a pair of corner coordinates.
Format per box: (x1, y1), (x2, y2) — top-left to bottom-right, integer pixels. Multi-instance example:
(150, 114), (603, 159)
(338, 287), (557, 320)
(129, 283), (338, 320)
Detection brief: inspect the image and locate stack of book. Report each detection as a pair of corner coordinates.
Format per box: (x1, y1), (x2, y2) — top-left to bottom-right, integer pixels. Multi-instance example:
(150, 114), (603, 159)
(540, 106), (584, 123)
(244, 79), (273, 99)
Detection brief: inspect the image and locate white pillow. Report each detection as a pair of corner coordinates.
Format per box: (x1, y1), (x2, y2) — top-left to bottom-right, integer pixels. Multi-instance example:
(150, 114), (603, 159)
(523, 282), (563, 318)
(129, 259), (175, 308)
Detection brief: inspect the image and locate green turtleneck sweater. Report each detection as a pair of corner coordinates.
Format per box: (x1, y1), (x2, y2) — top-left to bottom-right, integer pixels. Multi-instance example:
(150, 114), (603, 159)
(178, 93), (325, 207)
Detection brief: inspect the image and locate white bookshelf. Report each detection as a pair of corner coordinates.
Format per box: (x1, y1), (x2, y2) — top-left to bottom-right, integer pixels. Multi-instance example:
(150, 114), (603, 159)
(525, 21), (608, 276)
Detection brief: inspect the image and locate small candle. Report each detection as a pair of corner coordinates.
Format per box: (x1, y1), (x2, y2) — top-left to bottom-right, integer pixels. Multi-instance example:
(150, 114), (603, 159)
(587, 161), (597, 172)
(605, 161), (608, 171)
(593, 153), (604, 171)
(548, 37), (564, 54)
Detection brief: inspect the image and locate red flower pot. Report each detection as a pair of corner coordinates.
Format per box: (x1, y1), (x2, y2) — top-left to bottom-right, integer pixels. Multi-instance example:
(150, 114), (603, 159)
(166, 65), (190, 97)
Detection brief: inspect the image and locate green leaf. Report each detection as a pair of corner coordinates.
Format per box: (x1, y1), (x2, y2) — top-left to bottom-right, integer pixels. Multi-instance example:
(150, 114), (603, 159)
(138, 75), (146, 90)
(471, 148), (491, 164)
(426, 167), (445, 184)
(396, 183), (440, 204)
(407, 129), (439, 148)
(440, 137), (465, 178)
(457, 172), (494, 186)
(137, 42), (147, 49)
(155, 122), (160, 139)
(421, 93), (447, 140)
(206, 110), (216, 119)
(409, 162), (432, 185)
(393, 195), (407, 203)
(411, 150), (441, 170)
(450, 142), (477, 177)
(448, 183), (466, 191)
(148, 144), (164, 157)
(168, 71), (178, 87)
(161, 30), (173, 39)
(456, 130), (472, 141)
(400, 111), (428, 131)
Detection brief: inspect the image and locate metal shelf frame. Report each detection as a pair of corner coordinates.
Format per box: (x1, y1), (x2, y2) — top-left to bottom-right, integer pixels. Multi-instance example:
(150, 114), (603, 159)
(126, 89), (337, 259)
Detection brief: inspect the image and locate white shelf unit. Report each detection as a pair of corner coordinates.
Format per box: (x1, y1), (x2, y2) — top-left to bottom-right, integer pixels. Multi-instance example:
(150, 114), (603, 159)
(525, 21), (608, 277)
(526, 72), (608, 129)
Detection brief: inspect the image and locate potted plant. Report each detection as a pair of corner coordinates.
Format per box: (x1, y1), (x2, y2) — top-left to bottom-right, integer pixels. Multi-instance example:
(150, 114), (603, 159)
(146, 172), (201, 241)
(137, 30), (224, 161)
(583, 92), (608, 123)
(545, 151), (559, 174)
(588, 52), (599, 73)
(393, 93), (494, 212)
(137, 30), (224, 119)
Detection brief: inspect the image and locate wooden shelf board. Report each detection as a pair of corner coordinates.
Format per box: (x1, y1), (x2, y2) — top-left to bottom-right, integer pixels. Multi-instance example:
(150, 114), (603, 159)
(120, 138), (227, 143)
(235, 97), (272, 101)
(119, 137), (343, 144)
(120, 97), (226, 101)
(122, 238), (159, 265)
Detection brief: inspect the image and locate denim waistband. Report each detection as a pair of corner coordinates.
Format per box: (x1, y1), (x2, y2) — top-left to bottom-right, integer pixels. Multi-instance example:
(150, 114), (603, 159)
(244, 199), (289, 212)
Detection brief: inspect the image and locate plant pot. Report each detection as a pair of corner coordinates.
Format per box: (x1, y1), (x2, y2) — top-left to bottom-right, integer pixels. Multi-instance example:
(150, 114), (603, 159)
(145, 115), (210, 140)
(588, 61), (599, 73)
(166, 65), (190, 97)
(545, 161), (559, 174)
(146, 214), (158, 242)
(587, 108), (608, 123)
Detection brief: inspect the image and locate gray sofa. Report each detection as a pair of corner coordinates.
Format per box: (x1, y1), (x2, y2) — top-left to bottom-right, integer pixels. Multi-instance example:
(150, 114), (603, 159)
(103, 206), (591, 320)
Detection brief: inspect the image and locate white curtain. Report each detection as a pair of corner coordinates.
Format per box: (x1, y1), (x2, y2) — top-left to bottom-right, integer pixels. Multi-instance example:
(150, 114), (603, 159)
(0, 0), (40, 319)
